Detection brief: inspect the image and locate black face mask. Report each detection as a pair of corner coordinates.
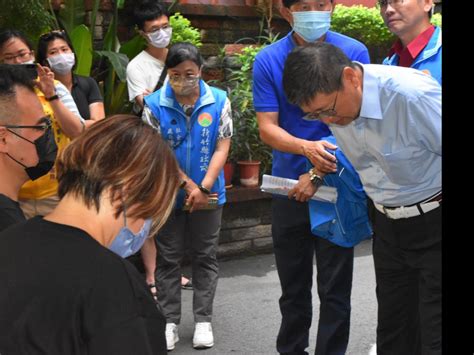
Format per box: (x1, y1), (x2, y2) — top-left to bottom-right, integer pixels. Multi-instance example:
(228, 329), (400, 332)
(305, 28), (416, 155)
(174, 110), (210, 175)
(7, 125), (58, 180)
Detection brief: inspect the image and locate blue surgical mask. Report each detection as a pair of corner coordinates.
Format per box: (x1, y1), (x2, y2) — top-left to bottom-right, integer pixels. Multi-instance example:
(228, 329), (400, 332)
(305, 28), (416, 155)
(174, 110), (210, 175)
(109, 214), (152, 258)
(292, 11), (331, 43)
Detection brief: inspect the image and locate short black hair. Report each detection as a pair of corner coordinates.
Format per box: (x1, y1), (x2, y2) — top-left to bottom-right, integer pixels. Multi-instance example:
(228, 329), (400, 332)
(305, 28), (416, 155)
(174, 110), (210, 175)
(36, 30), (76, 70)
(283, 42), (353, 107)
(165, 42), (203, 69)
(0, 29), (33, 52)
(133, 0), (169, 30)
(282, 0), (333, 8)
(0, 64), (36, 123)
(0, 64), (35, 96)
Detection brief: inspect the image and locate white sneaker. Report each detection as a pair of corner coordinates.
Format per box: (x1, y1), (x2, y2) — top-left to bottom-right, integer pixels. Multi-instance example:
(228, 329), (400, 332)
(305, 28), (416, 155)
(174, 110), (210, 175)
(165, 323), (179, 351)
(193, 322), (214, 349)
(369, 343), (377, 355)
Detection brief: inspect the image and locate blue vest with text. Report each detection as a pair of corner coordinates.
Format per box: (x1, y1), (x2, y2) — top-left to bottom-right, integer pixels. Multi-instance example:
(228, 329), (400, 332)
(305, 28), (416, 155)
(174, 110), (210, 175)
(145, 81), (227, 209)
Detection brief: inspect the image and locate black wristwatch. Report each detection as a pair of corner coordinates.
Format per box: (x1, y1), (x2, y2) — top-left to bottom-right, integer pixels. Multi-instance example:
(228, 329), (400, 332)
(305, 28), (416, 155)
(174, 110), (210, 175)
(198, 184), (211, 195)
(45, 94), (59, 102)
(308, 168), (324, 188)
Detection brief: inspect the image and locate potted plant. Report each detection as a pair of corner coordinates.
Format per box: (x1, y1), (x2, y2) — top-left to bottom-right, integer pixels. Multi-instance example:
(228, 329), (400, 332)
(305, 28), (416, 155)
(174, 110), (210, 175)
(227, 45), (272, 187)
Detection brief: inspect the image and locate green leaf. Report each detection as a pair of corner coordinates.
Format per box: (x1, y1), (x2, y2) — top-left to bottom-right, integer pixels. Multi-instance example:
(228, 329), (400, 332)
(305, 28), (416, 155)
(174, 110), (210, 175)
(71, 25), (93, 76)
(58, 0), (85, 35)
(119, 35), (147, 60)
(95, 51), (129, 82)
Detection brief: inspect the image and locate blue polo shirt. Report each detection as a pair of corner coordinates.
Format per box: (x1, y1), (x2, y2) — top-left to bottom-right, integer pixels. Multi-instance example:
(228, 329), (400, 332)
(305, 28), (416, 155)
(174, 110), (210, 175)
(253, 31), (370, 179)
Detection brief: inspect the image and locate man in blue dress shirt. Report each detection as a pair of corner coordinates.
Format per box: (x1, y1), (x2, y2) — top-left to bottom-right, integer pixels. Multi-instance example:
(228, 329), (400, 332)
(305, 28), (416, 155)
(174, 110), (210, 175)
(253, 1), (370, 354)
(283, 42), (441, 355)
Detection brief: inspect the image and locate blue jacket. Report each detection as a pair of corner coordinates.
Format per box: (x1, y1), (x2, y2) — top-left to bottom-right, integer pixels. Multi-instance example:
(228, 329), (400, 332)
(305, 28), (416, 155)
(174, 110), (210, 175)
(144, 80), (227, 209)
(308, 136), (372, 248)
(383, 26), (442, 85)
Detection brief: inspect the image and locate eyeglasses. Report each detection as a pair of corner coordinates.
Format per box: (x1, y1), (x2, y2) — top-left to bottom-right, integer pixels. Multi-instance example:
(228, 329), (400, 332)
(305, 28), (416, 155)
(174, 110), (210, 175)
(39, 30), (66, 41)
(378, 0), (404, 8)
(144, 24), (171, 34)
(302, 91), (339, 121)
(169, 74), (200, 84)
(1, 116), (52, 132)
(1, 51), (33, 63)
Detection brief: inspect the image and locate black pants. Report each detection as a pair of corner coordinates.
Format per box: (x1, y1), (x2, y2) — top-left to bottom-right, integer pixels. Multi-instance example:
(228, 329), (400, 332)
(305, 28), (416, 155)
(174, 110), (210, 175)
(272, 198), (354, 355)
(372, 205), (441, 355)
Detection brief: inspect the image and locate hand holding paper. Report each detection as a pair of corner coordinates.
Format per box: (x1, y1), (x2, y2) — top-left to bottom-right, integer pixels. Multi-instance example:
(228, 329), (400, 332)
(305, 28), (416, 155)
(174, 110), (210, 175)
(260, 174), (337, 203)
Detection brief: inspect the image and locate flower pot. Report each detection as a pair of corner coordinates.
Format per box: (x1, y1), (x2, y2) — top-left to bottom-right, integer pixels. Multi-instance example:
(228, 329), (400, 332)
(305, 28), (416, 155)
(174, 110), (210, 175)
(224, 162), (235, 189)
(237, 161), (261, 187)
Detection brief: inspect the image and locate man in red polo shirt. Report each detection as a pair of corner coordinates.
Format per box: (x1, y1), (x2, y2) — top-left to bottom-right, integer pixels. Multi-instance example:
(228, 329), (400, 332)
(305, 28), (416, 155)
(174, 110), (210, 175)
(380, 0), (441, 84)
(368, 1), (442, 355)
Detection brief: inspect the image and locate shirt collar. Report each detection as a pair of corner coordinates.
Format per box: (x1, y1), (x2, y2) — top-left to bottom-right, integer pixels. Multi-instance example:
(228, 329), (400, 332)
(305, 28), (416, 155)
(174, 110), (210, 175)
(388, 25), (436, 59)
(358, 63), (383, 121)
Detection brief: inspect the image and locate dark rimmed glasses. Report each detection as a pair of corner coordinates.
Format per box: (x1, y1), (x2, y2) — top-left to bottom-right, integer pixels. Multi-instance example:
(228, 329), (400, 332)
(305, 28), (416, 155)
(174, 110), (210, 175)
(302, 90), (339, 121)
(1, 116), (52, 132)
(1, 51), (34, 63)
(378, 0), (405, 8)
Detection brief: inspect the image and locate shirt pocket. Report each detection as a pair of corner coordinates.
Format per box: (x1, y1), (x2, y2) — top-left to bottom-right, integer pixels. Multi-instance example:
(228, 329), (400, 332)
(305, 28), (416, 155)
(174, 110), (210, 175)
(379, 148), (423, 186)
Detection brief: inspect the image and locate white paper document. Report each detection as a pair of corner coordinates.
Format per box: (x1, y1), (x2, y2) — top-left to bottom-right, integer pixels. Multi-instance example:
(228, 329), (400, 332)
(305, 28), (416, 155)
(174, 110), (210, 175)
(260, 174), (338, 203)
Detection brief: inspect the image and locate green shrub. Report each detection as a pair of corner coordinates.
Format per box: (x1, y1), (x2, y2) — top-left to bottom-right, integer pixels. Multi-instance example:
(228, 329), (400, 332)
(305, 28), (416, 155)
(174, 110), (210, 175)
(170, 12), (202, 47)
(332, 5), (395, 47)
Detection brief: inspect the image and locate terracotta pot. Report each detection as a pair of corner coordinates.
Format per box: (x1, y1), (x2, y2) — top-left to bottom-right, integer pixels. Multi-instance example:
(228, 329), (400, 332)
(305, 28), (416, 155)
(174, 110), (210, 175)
(224, 162), (235, 189)
(237, 161), (261, 187)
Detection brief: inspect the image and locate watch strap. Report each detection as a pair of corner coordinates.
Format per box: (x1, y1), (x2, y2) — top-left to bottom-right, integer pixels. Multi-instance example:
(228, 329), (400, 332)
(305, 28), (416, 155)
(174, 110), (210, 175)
(45, 94), (59, 102)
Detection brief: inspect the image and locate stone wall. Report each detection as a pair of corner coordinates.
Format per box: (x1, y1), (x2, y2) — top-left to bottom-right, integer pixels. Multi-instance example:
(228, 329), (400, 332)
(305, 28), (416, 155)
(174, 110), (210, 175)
(218, 186), (273, 258)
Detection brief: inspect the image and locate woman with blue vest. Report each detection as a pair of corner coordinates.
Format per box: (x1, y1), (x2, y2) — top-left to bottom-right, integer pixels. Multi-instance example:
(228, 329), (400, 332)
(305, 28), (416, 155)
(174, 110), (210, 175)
(142, 42), (232, 351)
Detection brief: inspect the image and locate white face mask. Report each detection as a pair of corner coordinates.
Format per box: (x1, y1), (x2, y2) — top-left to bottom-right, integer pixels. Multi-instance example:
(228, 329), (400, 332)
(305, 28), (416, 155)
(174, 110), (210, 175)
(147, 27), (172, 49)
(47, 53), (75, 75)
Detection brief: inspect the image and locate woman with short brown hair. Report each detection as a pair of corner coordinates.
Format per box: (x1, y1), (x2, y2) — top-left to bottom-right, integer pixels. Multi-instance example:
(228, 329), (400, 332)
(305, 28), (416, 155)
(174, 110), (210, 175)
(0, 115), (180, 354)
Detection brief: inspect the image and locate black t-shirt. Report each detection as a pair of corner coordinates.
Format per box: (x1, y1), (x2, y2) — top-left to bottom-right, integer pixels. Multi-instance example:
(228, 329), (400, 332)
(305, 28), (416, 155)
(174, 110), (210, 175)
(0, 217), (166, 354)
(0, 193), (26, 233)
(71, 75), (103, 120)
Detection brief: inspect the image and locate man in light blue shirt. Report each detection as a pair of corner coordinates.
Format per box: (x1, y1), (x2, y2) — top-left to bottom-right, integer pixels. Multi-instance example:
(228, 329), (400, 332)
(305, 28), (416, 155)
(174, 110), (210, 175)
(283, 42), (441, 355)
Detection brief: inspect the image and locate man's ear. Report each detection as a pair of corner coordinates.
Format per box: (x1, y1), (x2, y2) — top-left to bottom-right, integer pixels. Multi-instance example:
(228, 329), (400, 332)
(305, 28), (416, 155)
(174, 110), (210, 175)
(423, 0), (434, 13)
(279, 6), (293, 25)
(342, 66), (361, 90)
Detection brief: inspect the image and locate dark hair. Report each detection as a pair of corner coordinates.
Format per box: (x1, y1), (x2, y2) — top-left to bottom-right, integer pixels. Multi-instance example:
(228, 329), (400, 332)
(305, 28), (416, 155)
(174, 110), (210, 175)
(165, 42), (203, 69)
(282, 0), (333, 8)
(0, 29), (33, 52)
(283, 42), (353, 107)
(36, 30), (76, 71)
(57, 114), (180, 235)
(133, 0), (169, 30)
(0, 64), (36, 124)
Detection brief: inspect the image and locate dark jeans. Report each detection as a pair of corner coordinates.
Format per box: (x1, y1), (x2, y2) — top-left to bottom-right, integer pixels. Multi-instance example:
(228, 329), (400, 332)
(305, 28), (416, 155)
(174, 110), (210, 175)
(272, 198), (354, 355)
(372, 205), (441, 355)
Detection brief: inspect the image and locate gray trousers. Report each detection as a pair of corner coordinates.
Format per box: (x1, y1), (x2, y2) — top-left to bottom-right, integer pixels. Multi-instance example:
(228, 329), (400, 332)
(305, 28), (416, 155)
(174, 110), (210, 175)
(155, 206), (223, 324)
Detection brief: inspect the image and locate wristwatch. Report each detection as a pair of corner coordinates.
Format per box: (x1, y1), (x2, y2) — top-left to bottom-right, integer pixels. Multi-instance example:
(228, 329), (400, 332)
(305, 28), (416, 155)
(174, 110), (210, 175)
(198, 184), (211, 195)
(308, 168), (324, 188)
(45, 94), (59, 102)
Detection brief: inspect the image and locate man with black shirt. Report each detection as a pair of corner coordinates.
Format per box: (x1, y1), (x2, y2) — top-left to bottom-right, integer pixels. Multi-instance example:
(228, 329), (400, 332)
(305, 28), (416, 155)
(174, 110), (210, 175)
(0, 64), (57, 231)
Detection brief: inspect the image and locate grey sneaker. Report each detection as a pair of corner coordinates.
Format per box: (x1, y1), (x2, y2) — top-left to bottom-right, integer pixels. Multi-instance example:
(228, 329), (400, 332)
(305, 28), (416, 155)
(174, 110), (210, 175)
(165, 323), (179, 351)
(193, 322), (214, 349)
